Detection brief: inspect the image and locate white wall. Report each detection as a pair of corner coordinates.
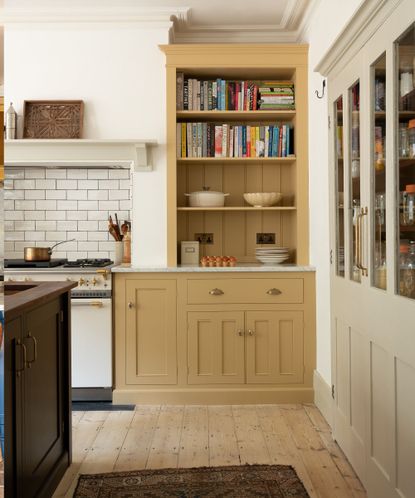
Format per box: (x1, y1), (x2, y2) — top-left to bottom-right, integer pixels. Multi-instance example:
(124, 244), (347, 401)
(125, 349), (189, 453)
(5, 23), (170, 266)
(305, 0), (363, 384)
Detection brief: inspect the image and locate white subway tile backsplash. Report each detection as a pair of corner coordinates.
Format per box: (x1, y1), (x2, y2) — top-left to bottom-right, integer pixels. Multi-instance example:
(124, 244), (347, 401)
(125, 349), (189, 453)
(46, 169), (67, 179)
(25, 190), (46, 200)
(46, 190), (66, 200)
(45, 231), (67, 241)
(46, 211), (66, 221)
(15, 221), (36, 231)
(5, 211), (24, 221)
(36, 200), (57, 210)
(5, 190), (24, 200)
(15, 200), (36, 211)
(78, 200), (98, 211)
(24, 168), (46, 179)
(88, 169), (108, 179)
(78, 180), (98, 190)
(57, 200), (77, 210)
(36, 221), (57, 231)
(109, 169), (130, 179)
(36, 179), (56, 190)
(57, 221), (78, 231)
(67, 190), (87, 200)
(52, 251), (67, 259)
(25, 211), (46, 221)
(5, 166), (131, 260)
(109, 190), (129, 200)
(67, 211), (88, 221)
(88, 190), (108, 201)
(57, 179), (77, 190)
(67, 169), (87, 179)
(78, 221), (98, 231)
(25, 231), (46, 241)
(15, 179), (36, 190)
(99, 201), (119, 211)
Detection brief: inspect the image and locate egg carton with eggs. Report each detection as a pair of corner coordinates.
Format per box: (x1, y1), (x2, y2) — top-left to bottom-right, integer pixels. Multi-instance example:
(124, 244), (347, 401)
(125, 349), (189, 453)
(200, 256), (237, 267)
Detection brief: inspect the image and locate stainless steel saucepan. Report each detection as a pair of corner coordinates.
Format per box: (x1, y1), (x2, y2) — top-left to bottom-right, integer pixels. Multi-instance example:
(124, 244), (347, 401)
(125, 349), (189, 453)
(24, 239), (76, 262)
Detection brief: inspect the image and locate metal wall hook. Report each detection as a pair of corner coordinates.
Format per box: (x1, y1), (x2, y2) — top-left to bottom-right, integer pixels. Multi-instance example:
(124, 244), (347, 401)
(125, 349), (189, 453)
(315, 79), (326, 99)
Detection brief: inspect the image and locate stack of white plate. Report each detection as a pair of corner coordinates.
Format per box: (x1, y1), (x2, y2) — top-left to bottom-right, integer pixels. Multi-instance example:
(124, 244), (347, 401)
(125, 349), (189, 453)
(256, 246), (290, 265)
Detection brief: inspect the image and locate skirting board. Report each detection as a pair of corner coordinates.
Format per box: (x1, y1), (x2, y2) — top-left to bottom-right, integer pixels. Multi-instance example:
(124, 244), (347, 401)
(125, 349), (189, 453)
(313, 370), (333, 428)
(113, 387), (314, 405)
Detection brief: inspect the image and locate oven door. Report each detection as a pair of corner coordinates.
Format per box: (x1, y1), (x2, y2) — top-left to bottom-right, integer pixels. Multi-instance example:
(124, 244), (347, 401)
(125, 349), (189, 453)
(71, 297), (112, 400)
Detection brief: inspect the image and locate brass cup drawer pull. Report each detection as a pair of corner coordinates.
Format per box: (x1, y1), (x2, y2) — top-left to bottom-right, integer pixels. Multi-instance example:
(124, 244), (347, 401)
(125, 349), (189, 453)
(267, 288), (282, 296)
(128, 302), (134, 309)
(237, 329), (244, 336)
(209, 288), (224, 296)
(248, 329), (255, 336)
(25, 332), (38, 367)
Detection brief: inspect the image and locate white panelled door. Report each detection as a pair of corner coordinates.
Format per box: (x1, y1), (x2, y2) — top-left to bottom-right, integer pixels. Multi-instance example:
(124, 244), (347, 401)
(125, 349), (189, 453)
(327, 2), (415, 498)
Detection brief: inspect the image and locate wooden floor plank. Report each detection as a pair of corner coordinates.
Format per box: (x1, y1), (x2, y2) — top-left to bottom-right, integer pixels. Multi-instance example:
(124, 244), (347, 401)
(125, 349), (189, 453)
(232, 405), (270, 465)
(256, 404), (317, 498)
(114, 406), (161, 471)
(208, 405), (240, 467)
(282, 405), (353, 498)
(80, 411), (135, 475)
(178, 406), (209, 468)
(146, 405), (184, 469)
(71, 411), (84, 429)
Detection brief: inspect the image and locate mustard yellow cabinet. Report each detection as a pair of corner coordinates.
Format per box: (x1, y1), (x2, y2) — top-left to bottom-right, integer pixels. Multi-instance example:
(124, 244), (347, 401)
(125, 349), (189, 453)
(245, 311), (303, 384)
(187, 311), (245, 384)
(125, 280), (177, 385)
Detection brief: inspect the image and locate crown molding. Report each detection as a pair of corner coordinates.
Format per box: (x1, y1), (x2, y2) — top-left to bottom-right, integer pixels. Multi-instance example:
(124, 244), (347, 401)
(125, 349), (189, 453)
(315, 0), (403, 76)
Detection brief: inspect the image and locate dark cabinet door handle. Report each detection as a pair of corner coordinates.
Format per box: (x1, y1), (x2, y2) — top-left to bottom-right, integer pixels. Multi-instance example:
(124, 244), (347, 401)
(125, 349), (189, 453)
(15, 339), (27, 376)
(25, 332), (38, 366)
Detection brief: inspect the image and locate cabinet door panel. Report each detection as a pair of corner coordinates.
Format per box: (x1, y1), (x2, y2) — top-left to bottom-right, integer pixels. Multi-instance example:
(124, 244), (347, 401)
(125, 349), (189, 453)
(126, 280), (177, 385)
(246, 311), (303, 384)
(22, 298), (66, 498)
(188, 311), (245, 384)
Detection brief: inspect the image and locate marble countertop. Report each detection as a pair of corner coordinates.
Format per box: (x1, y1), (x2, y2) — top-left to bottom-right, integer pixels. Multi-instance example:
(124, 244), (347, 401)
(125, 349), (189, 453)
(111, 264), (315, 273)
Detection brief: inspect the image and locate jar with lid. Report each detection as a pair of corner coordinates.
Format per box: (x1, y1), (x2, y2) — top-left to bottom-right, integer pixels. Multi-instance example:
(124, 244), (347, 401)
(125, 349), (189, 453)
(402, 241), (415, 299)
(402, 184), (415, 225)
(409, 119), (415, 158)
(399, 123), (409, 158)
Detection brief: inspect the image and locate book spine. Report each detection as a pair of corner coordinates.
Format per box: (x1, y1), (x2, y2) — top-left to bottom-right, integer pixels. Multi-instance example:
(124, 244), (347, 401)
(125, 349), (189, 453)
(196, 80), (201, 111)
(253, 85), (258, 111)
(211, 124), (215, 157)
(204, 81), (208, 111)
(181, 123), (186, 158)
(265, 126), (269, 158)
(206, 124), (211, 157)
(221, 80), (226, 110)
(216, 79), (221, 110)
(222, 124), (228, 157)
(208, 81), (213, 111)
(176, 123), (181, 158)
(197, 122), (203, 157)
(255, 126), (260, 157)
(200, 81), (204, 111)
(282, 125), (286, 157)
(229, 126), (234, 158)
(278, 127), (283, 157)
(192, 123), (197, 157)
(188, 79), (193, 111)
(289, 126), (294, 155)
(202, 122), (208, 157)
(187, 123), (192, 157)
(176, 72), (184, 111)
(183, 79), (189, 111)
(251, 126), (256, 157)
(215, 126), (223, 157)
(259, 126), (265, 157)
(212, 82), (217, 110)
(246, 126), (251, 157)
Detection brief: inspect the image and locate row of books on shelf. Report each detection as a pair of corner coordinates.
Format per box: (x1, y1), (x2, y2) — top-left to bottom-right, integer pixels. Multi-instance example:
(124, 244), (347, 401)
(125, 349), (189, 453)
(176, 74), (295, 111)
(176, 122), (294, 158)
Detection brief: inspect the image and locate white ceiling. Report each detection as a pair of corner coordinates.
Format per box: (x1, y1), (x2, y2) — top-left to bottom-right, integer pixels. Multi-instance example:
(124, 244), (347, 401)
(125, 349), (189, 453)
(1, 0), (317, 43)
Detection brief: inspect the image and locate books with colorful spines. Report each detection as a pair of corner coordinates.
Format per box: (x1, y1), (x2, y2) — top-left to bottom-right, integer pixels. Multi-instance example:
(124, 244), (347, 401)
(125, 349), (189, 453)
(215, 126), (223, 157)
(176, 72), (184, 110)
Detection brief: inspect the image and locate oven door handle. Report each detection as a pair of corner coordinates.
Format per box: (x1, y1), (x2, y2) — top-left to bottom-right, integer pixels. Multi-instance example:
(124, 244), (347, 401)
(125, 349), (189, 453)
(72, 300), (104, 308)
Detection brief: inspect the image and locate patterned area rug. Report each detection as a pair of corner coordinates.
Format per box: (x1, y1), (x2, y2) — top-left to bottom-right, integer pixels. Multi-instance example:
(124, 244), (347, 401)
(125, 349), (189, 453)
(74, 464), (310, 497)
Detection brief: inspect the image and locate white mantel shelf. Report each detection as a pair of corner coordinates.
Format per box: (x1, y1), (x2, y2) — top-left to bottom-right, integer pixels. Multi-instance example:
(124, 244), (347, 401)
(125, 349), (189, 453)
(5, 139), (158, 172)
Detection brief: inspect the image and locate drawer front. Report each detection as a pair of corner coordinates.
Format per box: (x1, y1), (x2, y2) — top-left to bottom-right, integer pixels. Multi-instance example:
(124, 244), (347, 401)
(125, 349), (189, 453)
(187, 278), (303, 304)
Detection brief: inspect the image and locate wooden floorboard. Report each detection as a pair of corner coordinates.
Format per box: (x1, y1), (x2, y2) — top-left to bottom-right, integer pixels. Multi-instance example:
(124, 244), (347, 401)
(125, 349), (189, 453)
(53, 404), (366, 498)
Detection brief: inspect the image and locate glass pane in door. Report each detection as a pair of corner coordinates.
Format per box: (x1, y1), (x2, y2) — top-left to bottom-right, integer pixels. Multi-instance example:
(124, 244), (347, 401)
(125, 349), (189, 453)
(372, 54), (387, 290)
(335, 96), (345, 277)
(396, 24), (415, 299)
(349, 81), (361, 282)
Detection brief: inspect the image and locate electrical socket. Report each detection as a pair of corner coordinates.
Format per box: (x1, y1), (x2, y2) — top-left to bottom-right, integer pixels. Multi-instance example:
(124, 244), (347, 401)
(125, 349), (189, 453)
(256, 233), (276, 244)
(195, 233), (214, 244)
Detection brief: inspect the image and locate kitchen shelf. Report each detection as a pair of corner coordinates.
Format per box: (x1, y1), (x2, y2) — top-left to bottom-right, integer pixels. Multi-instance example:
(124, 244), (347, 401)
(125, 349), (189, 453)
(177, 206), (296, 212)
(176, 110), (296, 121)
(177, 156), (296, 165)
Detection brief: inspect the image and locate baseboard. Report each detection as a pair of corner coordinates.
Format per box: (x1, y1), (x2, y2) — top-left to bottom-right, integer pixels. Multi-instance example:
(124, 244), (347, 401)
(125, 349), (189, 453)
(313, 370), (333, 428)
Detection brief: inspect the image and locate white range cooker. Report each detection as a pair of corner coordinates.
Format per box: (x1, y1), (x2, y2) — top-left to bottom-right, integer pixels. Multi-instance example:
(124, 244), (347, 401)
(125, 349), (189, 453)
(5, 258), (113, 401)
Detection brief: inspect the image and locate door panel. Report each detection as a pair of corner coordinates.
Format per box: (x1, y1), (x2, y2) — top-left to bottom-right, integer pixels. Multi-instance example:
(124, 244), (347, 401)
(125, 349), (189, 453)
(187, 311), (245, 384)
(246, 311), (303, 384)
(126, 280), (177, 385)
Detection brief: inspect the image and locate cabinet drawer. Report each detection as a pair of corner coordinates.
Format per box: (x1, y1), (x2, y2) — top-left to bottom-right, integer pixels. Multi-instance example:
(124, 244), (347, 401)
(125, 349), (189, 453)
(187, 278), (303, 304)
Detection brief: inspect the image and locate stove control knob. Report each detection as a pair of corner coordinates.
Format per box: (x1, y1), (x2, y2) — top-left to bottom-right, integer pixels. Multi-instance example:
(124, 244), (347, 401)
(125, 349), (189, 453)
(91, 277), (98, 286)
(79, 278), (86, 286)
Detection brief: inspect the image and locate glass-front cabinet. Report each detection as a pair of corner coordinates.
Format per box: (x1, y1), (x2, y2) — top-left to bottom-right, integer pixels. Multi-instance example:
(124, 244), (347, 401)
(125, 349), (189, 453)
(331, 21), (415, 302)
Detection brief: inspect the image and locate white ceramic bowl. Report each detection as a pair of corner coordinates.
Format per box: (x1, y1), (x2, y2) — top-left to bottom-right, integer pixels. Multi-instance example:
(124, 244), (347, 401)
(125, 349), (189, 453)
(243, 192), (282, 207)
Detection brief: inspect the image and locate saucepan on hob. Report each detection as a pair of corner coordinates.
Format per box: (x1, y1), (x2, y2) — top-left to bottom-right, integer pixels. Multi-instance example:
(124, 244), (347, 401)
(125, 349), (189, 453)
(24, 239), (76, 262)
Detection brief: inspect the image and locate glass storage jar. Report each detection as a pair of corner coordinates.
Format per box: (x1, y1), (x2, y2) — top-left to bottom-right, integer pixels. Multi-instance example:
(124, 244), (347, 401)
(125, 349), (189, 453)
(402, 184), (415, 225)
(409, 119), (415, 158)
(399, 123), (409, 158)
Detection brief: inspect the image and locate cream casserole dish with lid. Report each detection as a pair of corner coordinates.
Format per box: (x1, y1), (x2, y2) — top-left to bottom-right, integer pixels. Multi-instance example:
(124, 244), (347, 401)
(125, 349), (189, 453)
(185, 187), (229, 207)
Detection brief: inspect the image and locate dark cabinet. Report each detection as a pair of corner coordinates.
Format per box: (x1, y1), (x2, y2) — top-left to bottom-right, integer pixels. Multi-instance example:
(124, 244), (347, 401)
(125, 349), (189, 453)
(5, 286), (73, 498)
